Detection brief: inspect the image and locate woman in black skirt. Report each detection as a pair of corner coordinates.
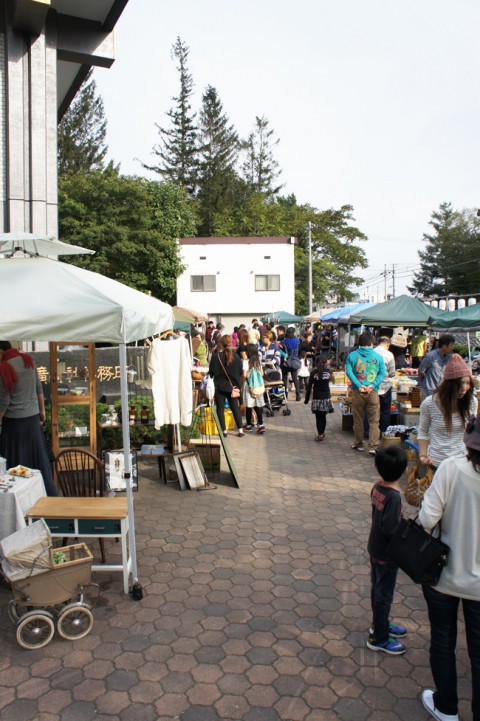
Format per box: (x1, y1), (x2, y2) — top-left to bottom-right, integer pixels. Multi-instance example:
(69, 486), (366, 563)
(0, 341), (57, 495)
(304, 355), (333, 443)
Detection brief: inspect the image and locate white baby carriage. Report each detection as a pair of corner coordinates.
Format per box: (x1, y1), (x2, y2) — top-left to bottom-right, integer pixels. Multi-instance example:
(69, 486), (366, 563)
(263, 367), (291, 417)
(0, 520), (97, 649)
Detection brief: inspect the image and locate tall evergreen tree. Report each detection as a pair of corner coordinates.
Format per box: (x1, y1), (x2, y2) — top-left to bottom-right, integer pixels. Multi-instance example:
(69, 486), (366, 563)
(408, 202), (480, 296)
(240, 116), (282, 195)
(196, 85), (239, 235)
(143, 37), (198, 193)
(58, 70), (108, 175)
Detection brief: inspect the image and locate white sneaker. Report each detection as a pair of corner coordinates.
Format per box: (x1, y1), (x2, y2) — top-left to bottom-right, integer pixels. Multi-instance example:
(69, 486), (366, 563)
(421, 689), (458, 721)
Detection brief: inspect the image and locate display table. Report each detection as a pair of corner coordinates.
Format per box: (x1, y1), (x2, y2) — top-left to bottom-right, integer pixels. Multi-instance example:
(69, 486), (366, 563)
(0, 470), (46, 541)
(26, 497), (131, 594)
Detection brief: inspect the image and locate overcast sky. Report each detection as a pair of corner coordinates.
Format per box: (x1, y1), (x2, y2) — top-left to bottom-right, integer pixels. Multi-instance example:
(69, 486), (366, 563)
(95, 0), (480, 302)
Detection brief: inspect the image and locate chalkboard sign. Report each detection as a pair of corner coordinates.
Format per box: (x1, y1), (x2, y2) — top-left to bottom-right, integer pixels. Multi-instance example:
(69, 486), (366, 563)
(211, 405), (240, 488)
(104, 451), (138, 492)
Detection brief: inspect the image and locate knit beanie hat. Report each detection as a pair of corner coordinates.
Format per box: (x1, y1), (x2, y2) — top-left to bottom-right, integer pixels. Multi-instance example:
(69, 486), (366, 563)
(443, 353), (471, 380)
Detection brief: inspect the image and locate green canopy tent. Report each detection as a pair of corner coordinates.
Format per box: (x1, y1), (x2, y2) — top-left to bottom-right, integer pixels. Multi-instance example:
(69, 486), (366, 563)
(430, 303), (480, 331)
(261, 310), (304, 325)
(348, 295), (449, 327)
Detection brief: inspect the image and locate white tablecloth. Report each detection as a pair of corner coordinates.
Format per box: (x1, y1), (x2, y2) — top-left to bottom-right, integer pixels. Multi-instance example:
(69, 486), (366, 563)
(0, 471), (46, 541)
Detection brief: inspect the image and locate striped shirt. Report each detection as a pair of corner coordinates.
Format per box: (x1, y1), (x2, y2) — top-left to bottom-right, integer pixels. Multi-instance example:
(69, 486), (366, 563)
(417, 394), (478, 466)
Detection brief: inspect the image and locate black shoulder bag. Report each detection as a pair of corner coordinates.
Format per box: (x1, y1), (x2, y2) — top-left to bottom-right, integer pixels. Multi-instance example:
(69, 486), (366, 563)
(386, 516), (449, 587)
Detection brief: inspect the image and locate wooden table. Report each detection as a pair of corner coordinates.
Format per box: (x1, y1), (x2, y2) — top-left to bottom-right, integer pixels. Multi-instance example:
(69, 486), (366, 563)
(26, 497), (131, 594)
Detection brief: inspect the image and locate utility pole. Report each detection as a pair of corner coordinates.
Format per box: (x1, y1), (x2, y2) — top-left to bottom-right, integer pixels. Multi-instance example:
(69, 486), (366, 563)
(392, 264), (396, 298)
(308, 221), (313, 315)
(384, 264), (387, 302)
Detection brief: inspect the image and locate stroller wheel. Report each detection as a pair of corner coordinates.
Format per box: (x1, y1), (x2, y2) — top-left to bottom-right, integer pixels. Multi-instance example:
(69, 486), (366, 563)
(282, 409), (288, 415)
(17, 610), (55, 649)
(57, 603), (93, 640)
(285, 409), (292, 416)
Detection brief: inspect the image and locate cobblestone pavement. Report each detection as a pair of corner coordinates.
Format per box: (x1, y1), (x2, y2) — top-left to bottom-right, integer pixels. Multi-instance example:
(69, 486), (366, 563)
(0, 400), (472, 721)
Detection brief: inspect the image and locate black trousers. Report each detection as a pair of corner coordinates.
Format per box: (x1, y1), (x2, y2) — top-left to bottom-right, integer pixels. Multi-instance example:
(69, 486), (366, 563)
(214, 390), (243, 432)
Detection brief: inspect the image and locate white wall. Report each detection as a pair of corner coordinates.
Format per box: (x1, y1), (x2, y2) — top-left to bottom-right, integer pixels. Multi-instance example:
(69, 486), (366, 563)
(176, 240), (296, 317)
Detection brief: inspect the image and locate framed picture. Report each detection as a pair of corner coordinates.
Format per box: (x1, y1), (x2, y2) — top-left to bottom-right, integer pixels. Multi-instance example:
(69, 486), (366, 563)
(178, 451), (208, 491)
(104, 451), (138, 492)
(172, 452), (188, 491)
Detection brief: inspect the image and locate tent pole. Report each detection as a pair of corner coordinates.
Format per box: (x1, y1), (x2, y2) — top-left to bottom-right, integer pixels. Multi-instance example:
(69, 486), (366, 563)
(468, 331), (472, 367)
(120, 342), (141, 599)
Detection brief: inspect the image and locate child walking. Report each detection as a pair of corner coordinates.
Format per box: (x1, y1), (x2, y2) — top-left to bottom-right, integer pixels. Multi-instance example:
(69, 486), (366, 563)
(367, 446), (408, 655)
(304, 355), (333, 442)
(241, 345), (266, 434)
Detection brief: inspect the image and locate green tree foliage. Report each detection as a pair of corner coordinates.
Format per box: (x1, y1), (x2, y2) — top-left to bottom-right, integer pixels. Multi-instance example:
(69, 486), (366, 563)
(240, 116), (282, 195)
(59, 169), (197, 303)
(143, 37), (198, 193)
(196, 86), (239, 235)
(409, 202), (480, 297)
(214, 194), (367, 312)
(58, 70), (108, 175)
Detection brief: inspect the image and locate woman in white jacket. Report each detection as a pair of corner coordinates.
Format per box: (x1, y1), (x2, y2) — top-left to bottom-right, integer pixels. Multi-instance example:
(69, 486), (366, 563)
(418, 411), (480, 721)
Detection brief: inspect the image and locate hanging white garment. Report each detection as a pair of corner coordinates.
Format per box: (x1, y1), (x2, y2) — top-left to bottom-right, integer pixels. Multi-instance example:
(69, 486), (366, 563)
(147, 337), (193, 427)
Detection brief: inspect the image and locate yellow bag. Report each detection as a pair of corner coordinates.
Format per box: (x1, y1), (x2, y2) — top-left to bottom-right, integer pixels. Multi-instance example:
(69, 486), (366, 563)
(404, 464), (435, 507)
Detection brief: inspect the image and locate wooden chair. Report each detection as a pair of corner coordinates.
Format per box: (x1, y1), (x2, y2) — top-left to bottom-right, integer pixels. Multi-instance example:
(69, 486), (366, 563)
(54, 448), (107, 563)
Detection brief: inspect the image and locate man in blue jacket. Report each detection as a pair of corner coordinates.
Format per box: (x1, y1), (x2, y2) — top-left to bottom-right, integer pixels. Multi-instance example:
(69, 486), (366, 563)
(345, 331), (386, 455)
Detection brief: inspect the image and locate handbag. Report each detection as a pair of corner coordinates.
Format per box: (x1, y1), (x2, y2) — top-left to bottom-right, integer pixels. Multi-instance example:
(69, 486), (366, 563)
(217, 354), (240, 399)
(405, 463), (435, 507)
(386, 517), (449, 586)
(284, 356), (301, 371)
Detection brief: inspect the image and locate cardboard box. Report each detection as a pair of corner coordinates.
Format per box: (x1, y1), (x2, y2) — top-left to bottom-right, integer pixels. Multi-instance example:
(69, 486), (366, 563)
(381, 434), (402, 447)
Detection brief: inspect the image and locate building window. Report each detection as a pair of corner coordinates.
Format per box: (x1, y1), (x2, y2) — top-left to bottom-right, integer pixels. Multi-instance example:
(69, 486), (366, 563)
(255, 274), (280, 291)
(191, 275), (216, 292)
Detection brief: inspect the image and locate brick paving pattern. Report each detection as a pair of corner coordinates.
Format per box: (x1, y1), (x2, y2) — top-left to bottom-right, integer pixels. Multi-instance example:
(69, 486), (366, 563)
(0, 401), (473, 720)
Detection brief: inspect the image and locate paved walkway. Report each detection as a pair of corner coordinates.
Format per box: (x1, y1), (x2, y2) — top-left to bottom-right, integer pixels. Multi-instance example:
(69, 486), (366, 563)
(0, 401), (472, 721)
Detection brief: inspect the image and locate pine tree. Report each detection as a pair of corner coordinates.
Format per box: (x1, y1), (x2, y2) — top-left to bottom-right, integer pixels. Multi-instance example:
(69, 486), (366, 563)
(240, 116), (282, 195)
(58, 70), (108, 175)
(143, 37), (198, 193)
(196, 85), (239, 235)
(409, 203), (466, 296)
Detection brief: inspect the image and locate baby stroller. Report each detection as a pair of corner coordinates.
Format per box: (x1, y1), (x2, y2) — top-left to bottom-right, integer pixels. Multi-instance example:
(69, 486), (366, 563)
(263, 366), (291, 417)
(0, 520), (97, 649)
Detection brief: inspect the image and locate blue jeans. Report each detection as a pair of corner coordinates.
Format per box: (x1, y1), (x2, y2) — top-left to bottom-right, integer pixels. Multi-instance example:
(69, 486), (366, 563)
(423, 586), (480, 720)
(370, 559), (398, 643)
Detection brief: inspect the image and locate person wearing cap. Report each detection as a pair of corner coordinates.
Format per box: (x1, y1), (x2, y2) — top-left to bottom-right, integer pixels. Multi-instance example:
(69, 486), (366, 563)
(417, 353), (477, 471)
(418, 334), (455, 401)
(418, 410), (480, 721)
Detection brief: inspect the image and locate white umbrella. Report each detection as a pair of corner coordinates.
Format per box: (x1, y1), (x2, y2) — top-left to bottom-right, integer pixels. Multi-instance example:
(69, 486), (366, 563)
(0, 255), (175, 597)
(0, 232), (94, 257)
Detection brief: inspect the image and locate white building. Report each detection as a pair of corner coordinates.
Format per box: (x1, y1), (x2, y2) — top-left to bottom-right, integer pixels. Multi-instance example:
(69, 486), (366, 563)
(177, 237), (297, 328)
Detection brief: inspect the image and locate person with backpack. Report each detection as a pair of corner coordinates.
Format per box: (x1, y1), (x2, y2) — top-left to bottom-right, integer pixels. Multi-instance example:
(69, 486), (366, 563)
(241, 344), (266, 434)
(280, 326), (301, 401)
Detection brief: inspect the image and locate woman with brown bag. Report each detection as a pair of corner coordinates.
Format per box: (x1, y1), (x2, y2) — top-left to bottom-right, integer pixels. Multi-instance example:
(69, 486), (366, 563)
(208, 335), (244, 437)
(417, 354), (477, 472)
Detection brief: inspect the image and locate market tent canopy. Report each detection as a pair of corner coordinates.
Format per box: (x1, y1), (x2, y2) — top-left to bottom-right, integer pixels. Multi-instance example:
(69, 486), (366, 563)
(0, 256), (174, 342)
(430, 303), (480, 331)
(173, 305), (208, 325)
(262, 310), (304, 324)
(0, 254), (175, 597)
(348, 295), (449, 327)
(0, 232), (94, 258)
(320, 302), (377, 324)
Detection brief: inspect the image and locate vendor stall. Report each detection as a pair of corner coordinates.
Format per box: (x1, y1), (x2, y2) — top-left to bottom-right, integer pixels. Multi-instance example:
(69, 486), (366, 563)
(0, 252), (174, 597)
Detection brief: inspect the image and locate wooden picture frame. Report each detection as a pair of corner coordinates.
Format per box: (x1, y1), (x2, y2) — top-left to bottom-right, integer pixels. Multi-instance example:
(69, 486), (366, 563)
(172, 452), (188, 491)
(178, 451), (208, 491)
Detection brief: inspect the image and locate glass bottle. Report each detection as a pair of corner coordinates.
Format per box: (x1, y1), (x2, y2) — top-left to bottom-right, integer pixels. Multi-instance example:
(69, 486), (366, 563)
(129, 405), (137, 425)
(141, 405), (149, 423)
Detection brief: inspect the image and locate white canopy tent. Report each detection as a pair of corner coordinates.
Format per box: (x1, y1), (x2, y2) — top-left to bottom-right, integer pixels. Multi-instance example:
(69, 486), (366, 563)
(0, 255), (175, 596)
